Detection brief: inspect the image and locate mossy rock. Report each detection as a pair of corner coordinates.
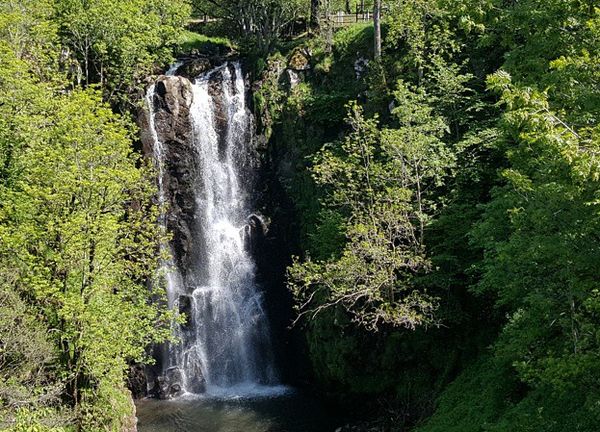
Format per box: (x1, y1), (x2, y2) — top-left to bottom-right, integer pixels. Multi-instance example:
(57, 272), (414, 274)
(288, 47), (311, 71)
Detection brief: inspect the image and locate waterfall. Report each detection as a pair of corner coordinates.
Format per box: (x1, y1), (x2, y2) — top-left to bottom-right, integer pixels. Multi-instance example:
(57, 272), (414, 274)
(145, 62), (279, 398)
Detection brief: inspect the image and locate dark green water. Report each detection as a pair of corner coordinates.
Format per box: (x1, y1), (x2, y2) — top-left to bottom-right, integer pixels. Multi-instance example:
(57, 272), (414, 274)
(135, 389), (342, 432)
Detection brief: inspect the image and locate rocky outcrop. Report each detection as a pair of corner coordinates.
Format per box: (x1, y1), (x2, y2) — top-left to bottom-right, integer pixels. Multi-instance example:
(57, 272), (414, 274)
(140, 75), (198, 280)
(176, 57), (218, 80)
(127, 364), (148, 400)
(288, 47), (311, 71)
(154, 367), (185, 399)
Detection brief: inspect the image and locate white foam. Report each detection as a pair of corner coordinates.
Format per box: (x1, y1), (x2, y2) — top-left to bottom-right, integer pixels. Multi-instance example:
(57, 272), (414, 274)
(178, 384), (294, 401)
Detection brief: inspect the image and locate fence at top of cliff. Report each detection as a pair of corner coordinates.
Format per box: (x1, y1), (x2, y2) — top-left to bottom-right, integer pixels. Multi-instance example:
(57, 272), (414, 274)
(322, 11), (370, 29)
(189, 15), (219, 25)
(322, 4), (388, 29)
(187, 6), (387, 32)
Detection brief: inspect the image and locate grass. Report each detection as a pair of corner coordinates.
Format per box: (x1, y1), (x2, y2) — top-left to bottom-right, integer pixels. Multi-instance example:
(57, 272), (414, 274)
(177, 30), (235, 55)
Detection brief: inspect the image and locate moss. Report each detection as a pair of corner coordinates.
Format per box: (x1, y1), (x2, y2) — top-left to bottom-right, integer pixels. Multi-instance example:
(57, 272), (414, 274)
(252, 53), (286, 141)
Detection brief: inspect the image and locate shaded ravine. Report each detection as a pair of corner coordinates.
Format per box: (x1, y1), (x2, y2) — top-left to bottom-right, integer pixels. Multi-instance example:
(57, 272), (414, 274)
(144, 61), (280, 399)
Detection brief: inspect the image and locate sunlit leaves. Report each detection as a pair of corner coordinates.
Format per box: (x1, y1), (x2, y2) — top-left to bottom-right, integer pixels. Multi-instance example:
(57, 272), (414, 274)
(55, 0), (191, 104)
(0, 48), (170, 429)
(290, 89), (454, 331)
(473, 73), (600, 398)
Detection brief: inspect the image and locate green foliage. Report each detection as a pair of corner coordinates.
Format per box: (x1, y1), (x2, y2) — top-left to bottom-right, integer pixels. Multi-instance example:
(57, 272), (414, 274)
(55, 0), (191, 105)
(253, 0), (600, 429)
(415, 356), (519, 432)
(332, 23), (374, 60)
(252, 52), (287, 140)
(2, 0), (599, 429)
(0, 27), (171, 429)
(419, 3), (600, 425)
(245, 4), (492, 423)
(289, 94), (454, 331)
(192, 0), (304, 52)
(0, 87), (170, 428)
(5, 407), (73, 432)
(0, 289), (64, 427)
(176, 30), (234, 56)
(419, 354), (600, 432)
(468, 72), (600, 424)
(0, 0), (59, 79)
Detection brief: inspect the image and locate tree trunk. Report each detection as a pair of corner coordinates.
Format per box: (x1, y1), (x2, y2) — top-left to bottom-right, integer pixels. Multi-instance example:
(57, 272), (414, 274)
(373, 0), (382, 59)
(310, 0), (321, 35)
(345, 0), (351, 14)
(325, 0), (333, 53)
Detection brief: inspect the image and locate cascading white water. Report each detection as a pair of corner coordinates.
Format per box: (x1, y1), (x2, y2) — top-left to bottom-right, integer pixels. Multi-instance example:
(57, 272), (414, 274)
(146, 62), (279, 397)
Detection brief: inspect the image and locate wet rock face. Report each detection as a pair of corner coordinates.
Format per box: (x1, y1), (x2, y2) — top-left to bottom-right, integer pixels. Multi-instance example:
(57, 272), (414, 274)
(155, 367), (185, 399)
(128, 364), (148, 400)
(184, 358), (206, 394)
(244, 213), (269, 257)
(141, 75), (200, 280)
(178, 294), (194, 330)
(148, 364), (205, 399)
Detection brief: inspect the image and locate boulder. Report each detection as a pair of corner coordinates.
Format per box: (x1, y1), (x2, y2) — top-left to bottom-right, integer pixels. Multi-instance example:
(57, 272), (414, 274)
(155, 367), (185, 399)
(177, 57), (214, 80)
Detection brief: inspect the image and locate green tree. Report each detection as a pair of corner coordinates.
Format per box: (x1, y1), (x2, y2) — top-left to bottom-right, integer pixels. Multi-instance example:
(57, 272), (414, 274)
(55, 0), (191, 105)
(0, 0), (58, 79)
(0, 46), (171, 429)
(418, 65), (600, 432)
(468, 71), (600, 430)
(289, 86), (454, 331)
(192, 0), (303, 52)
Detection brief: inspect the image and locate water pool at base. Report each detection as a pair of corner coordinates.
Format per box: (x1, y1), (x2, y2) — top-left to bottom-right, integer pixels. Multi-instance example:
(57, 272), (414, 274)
(135, 390), (341, 432)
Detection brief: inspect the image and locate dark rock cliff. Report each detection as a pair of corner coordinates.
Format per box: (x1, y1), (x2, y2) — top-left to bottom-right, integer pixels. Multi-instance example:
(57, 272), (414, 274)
(140, 75), (199, 282)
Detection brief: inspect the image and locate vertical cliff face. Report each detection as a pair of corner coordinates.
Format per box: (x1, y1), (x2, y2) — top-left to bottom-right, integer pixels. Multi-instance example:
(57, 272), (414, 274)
(142, 75), (198, 280)
(140, 61), (281, 399)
